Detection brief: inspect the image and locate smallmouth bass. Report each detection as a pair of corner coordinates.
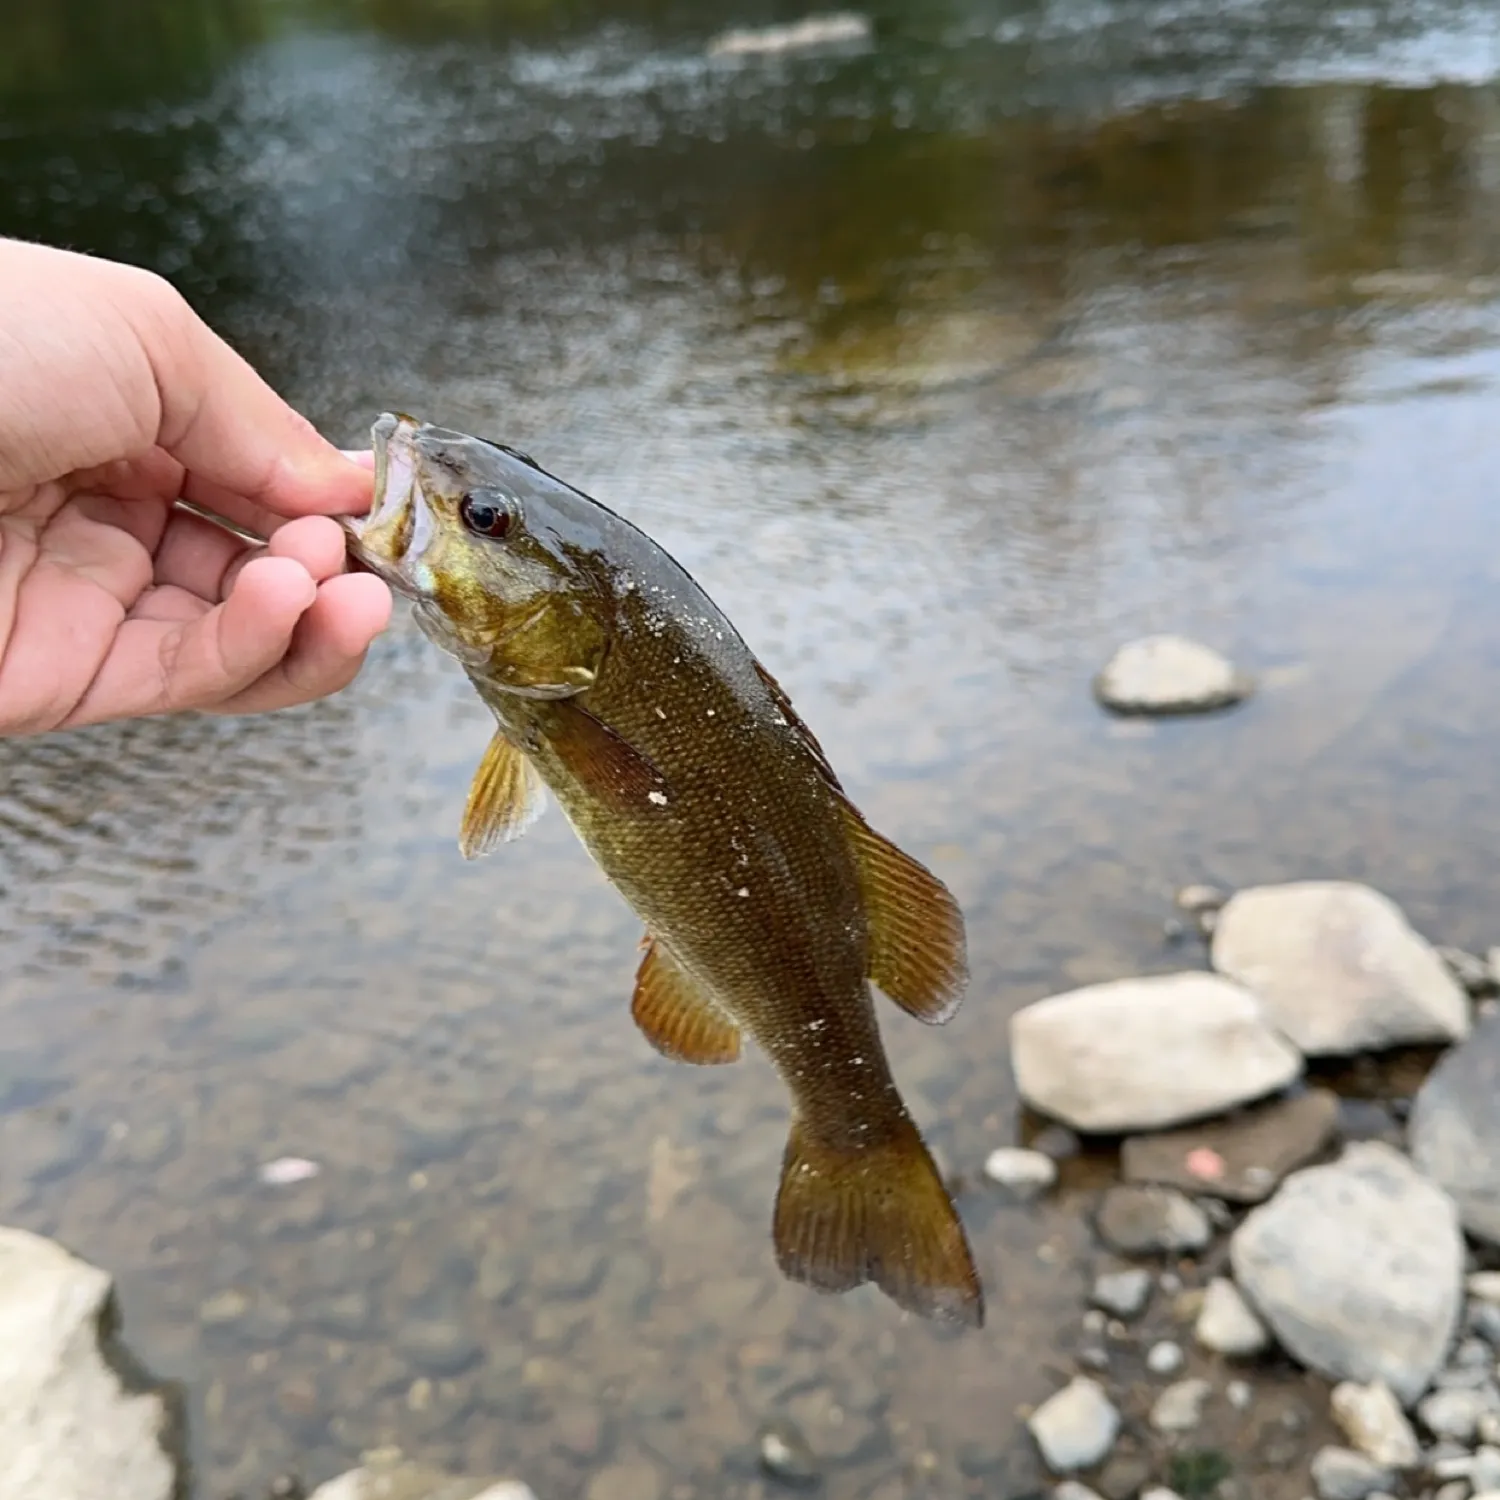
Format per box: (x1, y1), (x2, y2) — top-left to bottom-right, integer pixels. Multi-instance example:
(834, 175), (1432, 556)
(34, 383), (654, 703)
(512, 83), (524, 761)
(343, 413), (984, 1326)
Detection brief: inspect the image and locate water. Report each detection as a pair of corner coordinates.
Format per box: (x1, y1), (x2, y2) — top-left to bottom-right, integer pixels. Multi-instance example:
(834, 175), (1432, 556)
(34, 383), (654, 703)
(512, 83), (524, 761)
(4, 1), (1500, 1494)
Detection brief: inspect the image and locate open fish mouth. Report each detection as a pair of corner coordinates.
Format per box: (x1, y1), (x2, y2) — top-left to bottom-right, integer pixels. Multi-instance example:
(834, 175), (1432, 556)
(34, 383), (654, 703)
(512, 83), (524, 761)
(340, 412), (421, 593)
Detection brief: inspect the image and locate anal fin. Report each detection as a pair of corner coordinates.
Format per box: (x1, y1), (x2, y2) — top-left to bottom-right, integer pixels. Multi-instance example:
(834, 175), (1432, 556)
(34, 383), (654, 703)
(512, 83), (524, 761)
(837, 801), (968, 1024)
(460, 729), (547, 859)
(632, 937), (741, 1065)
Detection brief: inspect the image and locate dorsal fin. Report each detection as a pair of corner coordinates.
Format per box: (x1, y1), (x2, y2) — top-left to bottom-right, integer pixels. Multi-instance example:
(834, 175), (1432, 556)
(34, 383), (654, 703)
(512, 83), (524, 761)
(752, 658), (844, 792)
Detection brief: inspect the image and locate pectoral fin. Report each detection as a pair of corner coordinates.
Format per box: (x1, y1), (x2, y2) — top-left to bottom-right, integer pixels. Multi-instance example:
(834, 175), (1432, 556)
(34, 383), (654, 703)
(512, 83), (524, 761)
(460, 730), (548, 858)
(837, 801), (968, 1024)
(542, 700), (672, 816)
(631, 937), (741, 1065)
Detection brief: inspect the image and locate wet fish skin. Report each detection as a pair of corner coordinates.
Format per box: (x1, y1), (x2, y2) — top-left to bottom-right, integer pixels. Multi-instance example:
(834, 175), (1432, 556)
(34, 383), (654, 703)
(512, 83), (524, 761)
(343, 412), (983, 1326)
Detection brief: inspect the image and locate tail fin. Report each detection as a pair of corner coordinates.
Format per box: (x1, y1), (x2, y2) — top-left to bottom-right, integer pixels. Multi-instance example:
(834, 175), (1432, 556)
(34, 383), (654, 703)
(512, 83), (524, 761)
(772, 1115), (985, 1328)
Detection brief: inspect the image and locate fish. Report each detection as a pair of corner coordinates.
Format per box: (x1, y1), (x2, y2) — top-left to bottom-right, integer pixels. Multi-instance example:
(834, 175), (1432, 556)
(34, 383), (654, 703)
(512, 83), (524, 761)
(342, 412), (984, 1327)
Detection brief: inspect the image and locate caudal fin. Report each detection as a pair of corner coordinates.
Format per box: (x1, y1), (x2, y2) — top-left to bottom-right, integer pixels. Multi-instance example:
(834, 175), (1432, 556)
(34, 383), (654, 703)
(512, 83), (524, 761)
(772, 1116), (985, 1328)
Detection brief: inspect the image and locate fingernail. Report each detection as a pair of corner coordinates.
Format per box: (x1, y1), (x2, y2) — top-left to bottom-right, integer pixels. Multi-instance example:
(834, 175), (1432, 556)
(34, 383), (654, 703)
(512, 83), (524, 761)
(339, 449), (377, 470)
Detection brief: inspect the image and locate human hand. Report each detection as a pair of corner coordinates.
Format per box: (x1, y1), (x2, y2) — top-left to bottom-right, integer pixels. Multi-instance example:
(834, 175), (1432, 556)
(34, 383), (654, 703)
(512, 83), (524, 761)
(0, 238), (393, 737)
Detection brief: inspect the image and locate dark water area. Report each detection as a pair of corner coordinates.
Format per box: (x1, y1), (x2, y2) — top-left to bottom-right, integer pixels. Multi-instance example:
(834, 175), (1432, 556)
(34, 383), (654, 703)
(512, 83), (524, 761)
(4, 1), (1500, 1495)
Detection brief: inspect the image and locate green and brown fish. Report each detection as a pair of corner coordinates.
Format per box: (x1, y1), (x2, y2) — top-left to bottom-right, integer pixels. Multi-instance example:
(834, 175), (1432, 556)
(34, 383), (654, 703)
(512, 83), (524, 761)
(343, 412), (984, 1326)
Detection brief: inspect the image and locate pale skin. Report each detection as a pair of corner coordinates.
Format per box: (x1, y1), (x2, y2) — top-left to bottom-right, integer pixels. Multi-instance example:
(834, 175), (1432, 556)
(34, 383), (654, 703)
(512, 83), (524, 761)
(0, 238), (394, 737)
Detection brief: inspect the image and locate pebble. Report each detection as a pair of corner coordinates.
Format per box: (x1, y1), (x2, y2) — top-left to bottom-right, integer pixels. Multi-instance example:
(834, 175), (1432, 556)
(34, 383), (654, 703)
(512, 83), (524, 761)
(1093, 634), (1252, 716)
(198, 1289), (249, 1326)
(1439, 946), (1497, 997)
(1010, 973), (1301, 1133)
(1229, 1142), (1464, 1404)
(1410, 1011), (1500, 1243)
(1091, 1269), (1153, 1320)
(983, 1147), (1058, 1202)
(1052, 1484), (1104, 1500)
(1096, 1186), (1211, 1255)
(1027, 1377), (1122, 1473)
(1470, 1272), (1500, 1302)
(757, 1419), (821, 1487)
(1149, 1378), (1210, 1433)
(1329, 1380), (1420, 1467)
(1309, 1446), (1395, 1500)
(1211, 881), (1470, 1056)
(1419, 1386), (1498, 1442)
(1141, 1491), (1185, 1500)
(1146, 1341), (1184, 1376)
(394, 1318), (483, 1378)
(1226, 1379), (1253, 1411)
(1176, 884), (1229, 915)
(1195, 1277), (1270, 1357)
(1121, 1089), (1340, 1205)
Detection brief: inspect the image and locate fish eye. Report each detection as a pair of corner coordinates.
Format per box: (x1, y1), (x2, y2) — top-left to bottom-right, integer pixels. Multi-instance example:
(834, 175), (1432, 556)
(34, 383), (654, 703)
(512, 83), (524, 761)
(459, 488), (516, 540)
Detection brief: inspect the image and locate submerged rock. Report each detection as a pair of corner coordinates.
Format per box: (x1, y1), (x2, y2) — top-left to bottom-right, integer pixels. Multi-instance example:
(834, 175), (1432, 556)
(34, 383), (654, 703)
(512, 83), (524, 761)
(982, 1146), (1057, 1202)
(1027, 1376), (1121, 1472)
(1211, 881), (1469, 1056)
(1093, 635), (1252, 716)
(1194, 1278), (1270, 1357)
(1010, 973), (1301, 1133)
(0, 1225), (182, 1500)
(308, 1465), (537, 1500)
(1150, 1378), (1211, 1433)
(1229, 1143), (1463, 1405)
(757, 1417), (822, 1487)
(1096, 1186), (1211, 1256)
(1091, 1268), (1153, 1320)
(1329, 1380), (1420, 1468)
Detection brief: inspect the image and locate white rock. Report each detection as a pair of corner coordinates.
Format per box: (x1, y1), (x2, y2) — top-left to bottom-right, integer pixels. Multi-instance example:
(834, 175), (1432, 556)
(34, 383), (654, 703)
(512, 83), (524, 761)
(1150, 1378), (1211, 1433)
(983, 1147), (1057, 1201)
(1146, 1341), (1184, 1376)
(1330, 1380), (1420, 1467)
(1141, 1491), (1185, 1500)
(1230, 1143), (1464, 1405)
(1091, 1269), (1153, 1320)
(1419, 1386), (1499, 1442)
(309, 1468), (539, 1500)
(1226, 1379), (1253, 1410)
(707, 12), (872, 57)
(1310, 1446), (1395, 1500)
(1469, 1272), (1500, 1302)
(1094, 634), (1251, 716)
(0, 1226), (180, 1500)
(1195, 1277), (1271, 1356)
(1211, 882), (1470, 1056)
(1010, 972), (1302, 1133)
(1027, 1377), (1121, 1473)
(1051, 1484), (1104, 1500)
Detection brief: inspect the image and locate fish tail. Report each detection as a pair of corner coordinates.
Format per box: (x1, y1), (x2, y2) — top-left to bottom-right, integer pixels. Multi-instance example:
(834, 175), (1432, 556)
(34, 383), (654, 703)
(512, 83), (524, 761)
(772, 1114), (984, 1328)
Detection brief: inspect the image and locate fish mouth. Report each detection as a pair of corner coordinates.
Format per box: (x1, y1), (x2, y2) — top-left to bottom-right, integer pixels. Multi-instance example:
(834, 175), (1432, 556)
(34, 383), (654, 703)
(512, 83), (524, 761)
(340, 412), (421, 595)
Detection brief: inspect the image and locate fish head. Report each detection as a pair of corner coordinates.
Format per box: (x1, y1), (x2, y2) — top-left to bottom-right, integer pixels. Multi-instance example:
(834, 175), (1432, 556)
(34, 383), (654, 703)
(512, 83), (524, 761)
(342, 412), (610, 695)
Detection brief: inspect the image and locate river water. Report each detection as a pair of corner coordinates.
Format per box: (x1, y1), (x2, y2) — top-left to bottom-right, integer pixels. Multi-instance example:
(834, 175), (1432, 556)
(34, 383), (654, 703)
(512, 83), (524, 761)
(4, 1), (1500, 1495)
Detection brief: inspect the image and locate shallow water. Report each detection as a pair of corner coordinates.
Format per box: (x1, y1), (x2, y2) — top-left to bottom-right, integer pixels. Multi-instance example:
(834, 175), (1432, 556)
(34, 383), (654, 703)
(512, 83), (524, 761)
(5, 1), (1500, 1494)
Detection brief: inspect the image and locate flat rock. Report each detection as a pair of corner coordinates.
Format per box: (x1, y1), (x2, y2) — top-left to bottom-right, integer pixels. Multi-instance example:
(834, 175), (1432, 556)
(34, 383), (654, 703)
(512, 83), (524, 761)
(1096, 1186), (1211, 1255)
(1330, 1381), (1420, 1467)
(0, 1225), (182, 1500)
(1410, 1011), (1500, 1242)
(1011, 973), (1302, 1133)
(1195, 1278), (1270, 1356)
(309, 1466), (537, 1500)
(1211, 882), (1470, 1056)
(1229, 1142), (1463, 1405)
(1121, 1088), (1339, 1204)
(1027, 1376), (1121, 1472)
(1093, 635), (1252, 716)
(1310, 1446), (1396, 1500)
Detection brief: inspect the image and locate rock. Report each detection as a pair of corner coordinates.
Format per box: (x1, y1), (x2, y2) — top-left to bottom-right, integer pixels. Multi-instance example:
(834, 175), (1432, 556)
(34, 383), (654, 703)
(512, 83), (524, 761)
(1410, 1011), (1500, 1242)
(1121, 1089), (1340, 1205)
(1146, 1341), (1184, 1376)
(1309, 1446), (1395, 1500)
(1226, 1379), (1252, 1410)
(1095, 1186), (1211, 1255)
(1176, 885), (1229, 915)
(1195, 1278), (1270, 1356)
(1028, 1377), (1122, 1472)
(585, 1460), (664, 1500)
(1053, 1484), (1105, 1500)
(1210, 882), (1470, 1056)
(1419, 1387), (1498, 1442)
(307, 1464), (537, 1500)
(1095, 1454), (1151, 1499)
(0, 1225), (182, 1500)
(1091, 1269), (1153, 1320)
(983, 1147), (1058, 1202)
(707, 11), (872, 58)
(757, 1417), (821, 1486)
(1439, 947), (1498, 997)
(1470, 1271), (1500, 1302)
(1329, 1381), (1420, 1467)
(1140, 1491), (1184, 1500)
(1093, 635), (1251, 716)
(1011, 973), (1302, 1133)
(1229, 1143), (1463, 1405)
(395, 1317), (483, 1377)
(1150, 1378), (1211, 1433)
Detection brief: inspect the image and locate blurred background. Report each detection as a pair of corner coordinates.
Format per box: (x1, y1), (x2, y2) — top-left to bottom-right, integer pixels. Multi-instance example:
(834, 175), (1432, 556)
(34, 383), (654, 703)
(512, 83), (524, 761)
(3, 1), (1500, 1496)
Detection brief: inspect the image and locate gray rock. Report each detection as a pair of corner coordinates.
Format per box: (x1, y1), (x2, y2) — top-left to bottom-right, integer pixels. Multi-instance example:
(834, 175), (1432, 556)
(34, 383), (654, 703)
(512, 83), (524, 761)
(1309, 1447), (1395, 1500)
(1419, 1386), (1499, 1442)
(1329, 1381), (1420, 1467)
(1094, 635), (1252, 716)
(1096, 1186), (1212, 1255)
(1474, 1302), (1500, 1345)
(1211, 882), (1470, 1056)
(1011, 973), (1302, 1133)
(1091, 1269), (1153, 1320)
(1229, 1143), (1463, 1405)
(1195, 1277), (1271, 1356)
(1226, 1379), (1253, 1410)
(308, 1464), (537, 1500)
(757, 1417), (822, 1486)
(1150, 1378), (1211, 1433)
(1176, 884), (1229, 915)
(0, 1226), (181, 1500)
(1140, 1491), (1185, 1500)
(1439, 946), (1498, 997)
(1146, 1341), (1184, 1376)
(585, 1460), (664, 1500)
(1121, 1089), (1340, 1205)
(983, 1147), (1058, 1202)
(1052, 1484), (1105, 1500)
(1028, 1377), (1121, 1472)
(1411, 1011), (1500, 1242)
(396, 1317), (484, 1377)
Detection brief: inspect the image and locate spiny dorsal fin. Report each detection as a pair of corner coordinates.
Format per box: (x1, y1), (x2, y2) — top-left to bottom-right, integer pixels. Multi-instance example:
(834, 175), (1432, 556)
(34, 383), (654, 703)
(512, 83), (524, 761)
(632, 936), (741, 1065)
(752, 659), (844, 792)
(460, 730), (547, 859)
(837, 801), (968, 1024)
